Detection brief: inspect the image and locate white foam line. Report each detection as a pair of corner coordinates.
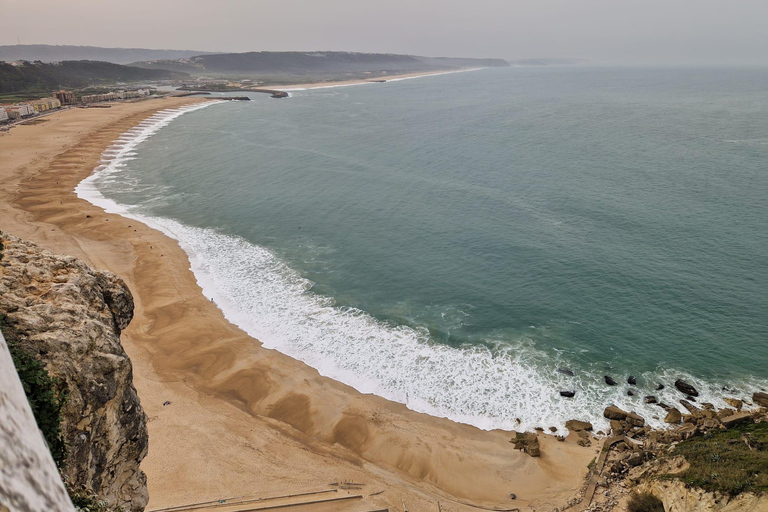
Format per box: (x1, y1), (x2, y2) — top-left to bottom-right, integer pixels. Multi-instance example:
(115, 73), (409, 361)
(76, 101), (224, 217)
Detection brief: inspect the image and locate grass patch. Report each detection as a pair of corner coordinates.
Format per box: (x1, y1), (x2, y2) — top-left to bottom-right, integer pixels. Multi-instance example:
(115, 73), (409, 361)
(627, 491), (665, 512)
(669, 422), (768, 496)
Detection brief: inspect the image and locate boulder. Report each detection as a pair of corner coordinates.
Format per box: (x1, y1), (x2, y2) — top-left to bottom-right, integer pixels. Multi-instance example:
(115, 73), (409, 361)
(723, 397), (743, 410)
(675, 379), (699, 397)
(664, 408), (682, 424)
(753, 392), (768, 408)
(565, 419), (593, 432)
(644, 395), (657, 404)
(610, 419), (625, 435)
(627, 390), (635, 396)
(656, 384), (665, 391)
(628, 376), (637, 385)
(604, 405), (629, 420)
(625, 411), (645, 427)
(560, 390), (576, 398)
(717, 408), (735, 419)
(627, 452), (645, 467)
(680, 399), (701, 416)
(604, 376), (618, 386)
(721, 411), (752, 428)
(557, 368), (575, 377)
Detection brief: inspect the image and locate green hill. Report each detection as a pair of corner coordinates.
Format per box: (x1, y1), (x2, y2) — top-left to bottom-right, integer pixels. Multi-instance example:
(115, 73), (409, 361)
(0, 60), (188, 96)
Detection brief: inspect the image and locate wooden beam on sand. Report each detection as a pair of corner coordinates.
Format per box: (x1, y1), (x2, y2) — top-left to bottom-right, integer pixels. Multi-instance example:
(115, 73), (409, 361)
(147, 489), (338, 512)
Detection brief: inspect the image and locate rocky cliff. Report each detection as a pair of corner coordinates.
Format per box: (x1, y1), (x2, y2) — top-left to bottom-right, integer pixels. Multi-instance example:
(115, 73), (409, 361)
(0, 233), (148, 512)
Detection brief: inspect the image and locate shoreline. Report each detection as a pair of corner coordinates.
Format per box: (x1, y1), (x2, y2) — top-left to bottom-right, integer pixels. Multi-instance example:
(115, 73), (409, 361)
(274, 67), (483, 91)
(0, 95), (594, 510)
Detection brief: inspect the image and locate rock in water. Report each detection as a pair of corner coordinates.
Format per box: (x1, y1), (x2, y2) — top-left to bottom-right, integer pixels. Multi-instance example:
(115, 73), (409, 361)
(644, 395), (657, 404)
(0, 234), (147, 512)
(656, 383), (665, 391)
(557, 368), (575, 376)
(560, 390), (576, 398)
(753, 392), (768, 408)
(603, 405), (629, 420)
(675, 379), (699, 397)
(604, 375), (618, 386)
(628, 376), (637, 385)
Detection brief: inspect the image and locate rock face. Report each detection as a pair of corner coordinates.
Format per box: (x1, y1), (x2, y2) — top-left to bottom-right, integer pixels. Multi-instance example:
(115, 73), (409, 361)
(0, 234), (147, 512)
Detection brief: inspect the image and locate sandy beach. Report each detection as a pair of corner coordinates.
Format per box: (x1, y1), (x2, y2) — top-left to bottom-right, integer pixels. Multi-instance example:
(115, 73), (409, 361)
(273, 68), (481, 90)
(0, 96), (595, 511)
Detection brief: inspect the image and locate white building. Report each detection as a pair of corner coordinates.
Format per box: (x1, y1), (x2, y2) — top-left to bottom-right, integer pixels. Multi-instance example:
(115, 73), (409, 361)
(0, 107), (9, 123)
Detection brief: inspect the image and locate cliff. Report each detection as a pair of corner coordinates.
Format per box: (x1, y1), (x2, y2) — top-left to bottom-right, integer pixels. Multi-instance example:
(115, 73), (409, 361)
(0, 233), (148, 512)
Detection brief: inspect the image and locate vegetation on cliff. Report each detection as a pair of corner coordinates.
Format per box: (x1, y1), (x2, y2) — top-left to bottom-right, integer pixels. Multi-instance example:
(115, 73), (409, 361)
(0, 60), (188, 96)
(670, 421), (768, 495)
(4, 328), (68, 467)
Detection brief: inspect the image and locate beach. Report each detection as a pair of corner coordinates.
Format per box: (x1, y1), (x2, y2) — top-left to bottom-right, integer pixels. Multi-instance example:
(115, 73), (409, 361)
(273, 68), (481, 90)
(0, 96), (595, 511)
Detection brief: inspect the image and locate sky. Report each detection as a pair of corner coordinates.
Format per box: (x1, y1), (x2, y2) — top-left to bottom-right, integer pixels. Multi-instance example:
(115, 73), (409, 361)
(2, 0), (768, 66)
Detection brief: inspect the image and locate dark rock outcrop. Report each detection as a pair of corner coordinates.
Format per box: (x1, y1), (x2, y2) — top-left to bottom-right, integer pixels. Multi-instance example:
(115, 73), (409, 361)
(560, 390), (576, 398)
(0, 234), (147, 512)
(604, 375), (618, 386)
(674, 379), (699, 397)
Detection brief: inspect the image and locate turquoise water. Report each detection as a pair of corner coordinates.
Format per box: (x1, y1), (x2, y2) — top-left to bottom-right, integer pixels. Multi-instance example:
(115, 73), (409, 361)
(81, 67), (768, 431)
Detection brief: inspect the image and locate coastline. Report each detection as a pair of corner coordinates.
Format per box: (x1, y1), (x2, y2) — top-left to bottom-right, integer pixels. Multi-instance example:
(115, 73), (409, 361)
(274, 68), (482, 91)
(0, 96), (594, 510)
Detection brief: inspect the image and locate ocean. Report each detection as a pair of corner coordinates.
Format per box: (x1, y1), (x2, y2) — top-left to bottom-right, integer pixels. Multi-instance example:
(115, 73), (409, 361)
(77, 67), (768, 432)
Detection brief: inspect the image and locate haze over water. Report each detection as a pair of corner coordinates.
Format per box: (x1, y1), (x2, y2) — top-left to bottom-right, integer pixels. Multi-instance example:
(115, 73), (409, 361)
(83, 67), (768, 431)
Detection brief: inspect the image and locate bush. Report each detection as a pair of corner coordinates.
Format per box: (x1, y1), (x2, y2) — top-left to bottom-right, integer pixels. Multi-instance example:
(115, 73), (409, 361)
(627, 491), (665, 512)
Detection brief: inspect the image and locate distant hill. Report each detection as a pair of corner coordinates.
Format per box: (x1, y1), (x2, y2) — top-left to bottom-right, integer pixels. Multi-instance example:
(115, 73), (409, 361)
(0, 45), (213, 64)
(131, 51), (510, 78)
(0, 61), (188, 95)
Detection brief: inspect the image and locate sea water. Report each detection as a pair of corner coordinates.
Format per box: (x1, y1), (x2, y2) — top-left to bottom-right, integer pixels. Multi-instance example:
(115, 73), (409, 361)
(77, 67), (768, 431)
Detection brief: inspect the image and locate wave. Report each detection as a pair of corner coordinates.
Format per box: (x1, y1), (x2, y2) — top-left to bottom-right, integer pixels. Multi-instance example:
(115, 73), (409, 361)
(76, 99), (760, 434)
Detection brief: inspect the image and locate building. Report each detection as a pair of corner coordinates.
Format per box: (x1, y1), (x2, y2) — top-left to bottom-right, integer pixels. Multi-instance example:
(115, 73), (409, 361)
(30, 97), (61, 112)
(80, 89), (151, 104)
(0, 107), (9, 123)
(53, 90), (76, 105)
(6, 104), (36, 118)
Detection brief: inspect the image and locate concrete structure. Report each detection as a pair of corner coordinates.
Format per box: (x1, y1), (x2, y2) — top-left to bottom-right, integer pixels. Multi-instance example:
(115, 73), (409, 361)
(0, 107), (9, 123)
(0, 329), (76, 512)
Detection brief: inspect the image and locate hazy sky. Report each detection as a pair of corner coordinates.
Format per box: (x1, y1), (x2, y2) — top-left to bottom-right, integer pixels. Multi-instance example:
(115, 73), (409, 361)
(3, 0), (768, 66)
